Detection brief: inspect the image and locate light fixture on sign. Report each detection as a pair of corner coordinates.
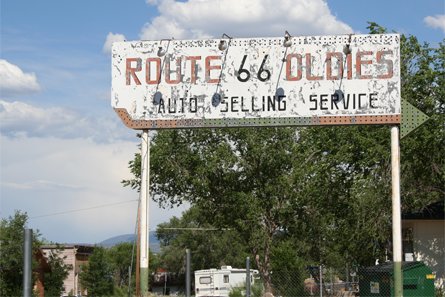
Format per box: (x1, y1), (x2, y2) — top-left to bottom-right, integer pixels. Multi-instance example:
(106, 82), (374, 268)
(212, 93), (222, 107)
(153, 91), (163, 105)
(218, 33), (232, 51)
(157, 38), (172, 57)
(283, 31), (292, 47)
(333, 34), (353, 102)
(212, 33), (232, 106)
(343, 34), (353, 55)
(274, 31), (292, 98)
(332, 89), (344, 102)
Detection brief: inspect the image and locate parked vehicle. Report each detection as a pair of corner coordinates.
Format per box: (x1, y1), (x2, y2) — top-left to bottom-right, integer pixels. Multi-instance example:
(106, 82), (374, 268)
(195, 266), (259, 297)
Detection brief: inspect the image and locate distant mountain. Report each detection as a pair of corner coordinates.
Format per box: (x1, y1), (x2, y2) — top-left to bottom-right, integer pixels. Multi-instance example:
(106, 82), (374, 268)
(99, 231), (161, 253)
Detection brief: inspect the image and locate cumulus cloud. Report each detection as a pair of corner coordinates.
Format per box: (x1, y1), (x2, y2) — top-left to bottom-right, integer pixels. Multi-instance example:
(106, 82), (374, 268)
(140, 0), (353, 40)
(0, 99), (131, 142)
(103, 32), (127, 54)
(0, 59), (41, 95)
(0, 99), (91, 138)
(424, 14), (445, 33)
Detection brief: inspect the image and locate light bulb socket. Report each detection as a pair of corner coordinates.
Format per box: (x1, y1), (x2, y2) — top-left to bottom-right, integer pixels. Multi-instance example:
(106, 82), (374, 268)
(218, 40), (228, 51)
(153, 91), (163, 105)
(333, 89), (344, 102)
(212, 93), (222, 107)
(283, 31), (292, 47)
(157, 47), (166, 57)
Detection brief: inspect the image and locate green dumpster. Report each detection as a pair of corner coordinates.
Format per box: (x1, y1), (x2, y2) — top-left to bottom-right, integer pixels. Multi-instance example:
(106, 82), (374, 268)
(359, 262), (435, 297)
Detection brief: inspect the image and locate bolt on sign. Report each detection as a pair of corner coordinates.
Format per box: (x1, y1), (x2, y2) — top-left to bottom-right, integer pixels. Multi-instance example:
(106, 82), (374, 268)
(111, 34), (400, 129)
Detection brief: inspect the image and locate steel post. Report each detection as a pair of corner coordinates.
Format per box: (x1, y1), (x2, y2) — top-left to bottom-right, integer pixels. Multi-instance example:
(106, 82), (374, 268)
(23, 229), (32, 297)
(246, 257), (251, 297)
(140, 130), (150, 295)
(186, 249), (191, 297)
(391, 126), (403, 297)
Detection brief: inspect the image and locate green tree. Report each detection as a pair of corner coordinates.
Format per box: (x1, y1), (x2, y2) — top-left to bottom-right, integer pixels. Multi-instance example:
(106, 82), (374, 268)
(80, 246), (114, 297)
(124, 127), (309, 292)
(0, 211), (69, 297)
(156, 206), (249, 272)
(44, 248), (71, 297)
(108, 242), (135, 288)
(0, 211), (39, 296)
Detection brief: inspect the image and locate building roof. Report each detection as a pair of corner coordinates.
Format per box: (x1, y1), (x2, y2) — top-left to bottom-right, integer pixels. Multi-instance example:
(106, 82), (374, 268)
(41, 244), (95, 254)
(402, 200), (444, 220)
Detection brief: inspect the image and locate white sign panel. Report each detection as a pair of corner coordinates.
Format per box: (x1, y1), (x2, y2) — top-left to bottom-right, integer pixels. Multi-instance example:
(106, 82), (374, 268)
(112, 34), (400, 129)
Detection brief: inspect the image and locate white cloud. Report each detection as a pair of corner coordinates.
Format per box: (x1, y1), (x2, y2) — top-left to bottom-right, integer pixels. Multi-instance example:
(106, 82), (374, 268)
(0, 59), (41, 95)
(0, 99), (92, 139)
(0, 99), (132, 142)
(140, 0), (353, 40)
(103, 32), (127, 54)
(424, 14), (445, 33)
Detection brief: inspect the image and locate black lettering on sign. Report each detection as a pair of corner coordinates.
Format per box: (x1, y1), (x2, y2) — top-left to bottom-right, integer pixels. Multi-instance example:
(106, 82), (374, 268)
(308, 93), (381, 111)
(237, 55), (250, 82)
(231, 97), (239, 112)
(221, 97), (229, 112)
(309, 95), (317, 110)
(190, 97), (197, 113)
(257, 55), (271, 82)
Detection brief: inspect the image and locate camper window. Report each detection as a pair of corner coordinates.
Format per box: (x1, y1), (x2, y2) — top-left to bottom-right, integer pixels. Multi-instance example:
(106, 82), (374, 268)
(200, 276), (212, 284)
(224, 275), (229, 283)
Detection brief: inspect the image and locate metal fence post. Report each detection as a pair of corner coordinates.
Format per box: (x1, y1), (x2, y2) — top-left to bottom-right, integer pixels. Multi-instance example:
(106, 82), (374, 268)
(23, 229), (32, 297)
(186, 249), (191, 297)
(246, 257), (251, 297)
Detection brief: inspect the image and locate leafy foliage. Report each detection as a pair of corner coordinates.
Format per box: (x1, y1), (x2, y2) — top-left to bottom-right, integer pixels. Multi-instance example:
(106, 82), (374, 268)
(0, 211), (36, 296)
(156, 206), (249, 272)
(0, 211), (69, 297)
(44, 248), (71, 297)
(80, 246), (114, 297)
(108, 242), (135, 288)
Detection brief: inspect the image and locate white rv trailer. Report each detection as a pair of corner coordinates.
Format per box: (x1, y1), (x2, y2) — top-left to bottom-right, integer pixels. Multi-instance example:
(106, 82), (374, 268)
(195, 266), (259, 297)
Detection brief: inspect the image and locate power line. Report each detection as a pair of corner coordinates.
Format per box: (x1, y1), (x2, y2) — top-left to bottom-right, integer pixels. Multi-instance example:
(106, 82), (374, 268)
(155, 227), (231, 231)
(29, 199), (139, 219)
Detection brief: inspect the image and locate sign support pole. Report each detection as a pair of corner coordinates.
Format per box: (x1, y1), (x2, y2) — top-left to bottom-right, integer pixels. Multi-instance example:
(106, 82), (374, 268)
(140, 130), (150, 296)
(391, 126), (403, 297)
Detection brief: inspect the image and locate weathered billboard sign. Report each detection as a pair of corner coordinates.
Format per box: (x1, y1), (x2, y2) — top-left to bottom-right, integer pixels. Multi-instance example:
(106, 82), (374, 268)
(112, 34), (400, 129)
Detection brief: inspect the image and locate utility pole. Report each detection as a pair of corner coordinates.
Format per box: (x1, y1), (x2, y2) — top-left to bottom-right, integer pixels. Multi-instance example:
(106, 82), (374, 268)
(136, 209), (140, 297)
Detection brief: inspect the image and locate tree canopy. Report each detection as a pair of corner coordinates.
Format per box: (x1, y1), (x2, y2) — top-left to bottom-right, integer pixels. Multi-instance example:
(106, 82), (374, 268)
(0, 211), (70, 297)
(80, 246), (114, 297)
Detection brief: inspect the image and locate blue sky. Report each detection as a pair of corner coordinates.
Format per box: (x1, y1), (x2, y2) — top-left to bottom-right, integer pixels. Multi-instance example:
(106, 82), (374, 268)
(1, 0), (444, 244)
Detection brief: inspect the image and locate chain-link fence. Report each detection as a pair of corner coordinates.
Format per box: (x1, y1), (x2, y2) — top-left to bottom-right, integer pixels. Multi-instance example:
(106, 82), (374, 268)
(153, 259), (442, 297)
(254, 262), (441, 297)
(264, 266), (358, 297)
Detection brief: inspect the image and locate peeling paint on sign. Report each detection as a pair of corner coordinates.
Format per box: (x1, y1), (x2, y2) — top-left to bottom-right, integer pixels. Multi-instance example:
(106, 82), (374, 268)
(111, 34), (400, 129)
